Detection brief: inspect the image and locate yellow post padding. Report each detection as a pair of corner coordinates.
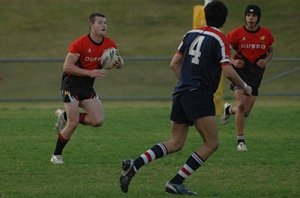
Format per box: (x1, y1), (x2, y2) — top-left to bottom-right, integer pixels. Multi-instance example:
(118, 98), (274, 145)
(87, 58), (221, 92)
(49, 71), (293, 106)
(193, 5), (206, 28)
(214, 74), (224, 116)
(193, 5), (224, 116)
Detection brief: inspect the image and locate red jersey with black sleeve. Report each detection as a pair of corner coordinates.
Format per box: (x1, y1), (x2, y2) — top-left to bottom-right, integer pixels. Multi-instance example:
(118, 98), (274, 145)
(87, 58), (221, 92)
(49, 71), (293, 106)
(227, 26), (274, 88)
(61, 34), (117, 92)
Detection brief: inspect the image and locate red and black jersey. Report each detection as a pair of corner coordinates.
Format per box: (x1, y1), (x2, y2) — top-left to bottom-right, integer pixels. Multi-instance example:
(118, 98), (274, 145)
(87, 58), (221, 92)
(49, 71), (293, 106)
(61, 34), (117, 92)
(227, 26), (274, 89)
(227, 26), (274, 64)
(69, 34), (117, 70)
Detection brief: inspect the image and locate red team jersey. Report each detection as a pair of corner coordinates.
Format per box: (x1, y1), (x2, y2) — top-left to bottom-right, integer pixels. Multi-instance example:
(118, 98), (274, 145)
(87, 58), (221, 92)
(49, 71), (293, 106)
(61, 34), (117, 92)
(227, 26), (274, 93)
(227, 26), (274, 64)
(69, 34), (117, 70)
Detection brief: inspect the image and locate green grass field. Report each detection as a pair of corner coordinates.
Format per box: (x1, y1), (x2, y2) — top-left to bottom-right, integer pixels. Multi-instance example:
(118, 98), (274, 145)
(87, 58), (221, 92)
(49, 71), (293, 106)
(0, 100), (299, 197)
(0, 0), (299, 197)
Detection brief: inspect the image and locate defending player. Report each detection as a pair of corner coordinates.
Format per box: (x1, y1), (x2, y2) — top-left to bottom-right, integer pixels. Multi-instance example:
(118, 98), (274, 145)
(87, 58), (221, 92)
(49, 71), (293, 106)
(220, 5), (274, 151)
(120, 1), (252, 195)
(50, 13), (124, 164)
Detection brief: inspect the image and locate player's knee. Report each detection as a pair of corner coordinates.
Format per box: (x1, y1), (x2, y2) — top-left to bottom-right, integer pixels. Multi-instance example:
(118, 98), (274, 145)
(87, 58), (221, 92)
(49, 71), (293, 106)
(91, 118), (104, 127)
(91, 122), (103, 127)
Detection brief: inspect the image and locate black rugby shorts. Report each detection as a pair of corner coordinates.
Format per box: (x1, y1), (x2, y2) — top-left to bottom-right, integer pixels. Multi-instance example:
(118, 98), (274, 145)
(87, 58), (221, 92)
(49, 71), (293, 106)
(170, 89), (215, 126)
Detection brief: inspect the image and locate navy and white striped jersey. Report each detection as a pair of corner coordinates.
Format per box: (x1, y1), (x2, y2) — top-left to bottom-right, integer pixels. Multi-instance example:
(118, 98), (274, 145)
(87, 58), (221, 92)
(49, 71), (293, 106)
(173, 26), (231, 96)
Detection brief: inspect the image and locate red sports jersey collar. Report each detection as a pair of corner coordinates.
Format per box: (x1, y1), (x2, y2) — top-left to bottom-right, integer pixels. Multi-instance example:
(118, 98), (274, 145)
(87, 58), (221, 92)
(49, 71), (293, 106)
(87, 33), (104, 46)
(243, 25), (261, 33)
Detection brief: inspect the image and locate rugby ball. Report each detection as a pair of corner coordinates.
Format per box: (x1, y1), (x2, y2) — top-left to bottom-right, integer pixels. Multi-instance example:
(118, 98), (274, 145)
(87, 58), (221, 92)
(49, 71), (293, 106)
(100, 48), (120, 69)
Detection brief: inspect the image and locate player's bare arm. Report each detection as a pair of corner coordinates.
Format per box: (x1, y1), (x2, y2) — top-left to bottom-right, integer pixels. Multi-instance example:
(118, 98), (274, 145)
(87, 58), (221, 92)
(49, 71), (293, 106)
(222, 64), (252, 95)
(170, 53), (183, 80)
(63, 52), (107, 78)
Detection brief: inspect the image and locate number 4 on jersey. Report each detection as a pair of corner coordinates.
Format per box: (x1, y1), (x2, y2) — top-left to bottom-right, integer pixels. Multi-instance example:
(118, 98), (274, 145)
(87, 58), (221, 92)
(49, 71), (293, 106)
(189, 36), (205, 64)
